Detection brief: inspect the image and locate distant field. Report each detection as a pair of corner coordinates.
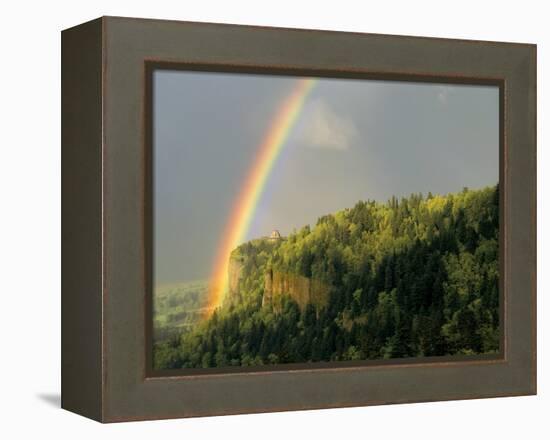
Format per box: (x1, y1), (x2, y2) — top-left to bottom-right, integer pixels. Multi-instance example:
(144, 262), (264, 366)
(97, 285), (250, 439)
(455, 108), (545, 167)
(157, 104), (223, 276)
(153, 280), (210, 342)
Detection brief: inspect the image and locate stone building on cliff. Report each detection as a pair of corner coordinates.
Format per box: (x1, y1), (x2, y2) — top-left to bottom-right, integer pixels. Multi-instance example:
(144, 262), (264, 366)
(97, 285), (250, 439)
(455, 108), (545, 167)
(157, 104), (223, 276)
(268, 229), (283, 242)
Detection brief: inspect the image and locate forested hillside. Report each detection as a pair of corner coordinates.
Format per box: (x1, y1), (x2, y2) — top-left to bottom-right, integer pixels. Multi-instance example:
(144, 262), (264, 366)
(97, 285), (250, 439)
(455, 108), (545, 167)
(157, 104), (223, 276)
(153, 281), (209, 342)
(154, 185), (499, 370)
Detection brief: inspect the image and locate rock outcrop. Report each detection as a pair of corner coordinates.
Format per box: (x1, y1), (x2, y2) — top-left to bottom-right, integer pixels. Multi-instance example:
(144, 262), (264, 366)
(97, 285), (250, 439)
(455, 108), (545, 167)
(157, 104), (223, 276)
(263, 269), (330, 312)
(225, 241), (331, 313)
(224, 255), (244, 306)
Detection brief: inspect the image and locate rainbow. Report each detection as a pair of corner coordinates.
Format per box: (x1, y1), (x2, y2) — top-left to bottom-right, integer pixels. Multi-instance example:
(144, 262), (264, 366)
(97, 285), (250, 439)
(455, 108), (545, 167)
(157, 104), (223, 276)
(206, 77), (317, 312)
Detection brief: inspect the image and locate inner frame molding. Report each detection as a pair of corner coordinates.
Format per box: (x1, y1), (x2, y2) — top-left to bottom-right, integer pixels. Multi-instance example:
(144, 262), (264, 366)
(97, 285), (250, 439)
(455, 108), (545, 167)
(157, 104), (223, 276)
(144, 61), (507, 378)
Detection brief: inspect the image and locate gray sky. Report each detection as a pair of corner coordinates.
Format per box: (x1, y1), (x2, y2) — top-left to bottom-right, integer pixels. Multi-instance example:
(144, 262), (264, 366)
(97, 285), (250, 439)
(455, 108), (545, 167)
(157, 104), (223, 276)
(153, 70), (499, 285)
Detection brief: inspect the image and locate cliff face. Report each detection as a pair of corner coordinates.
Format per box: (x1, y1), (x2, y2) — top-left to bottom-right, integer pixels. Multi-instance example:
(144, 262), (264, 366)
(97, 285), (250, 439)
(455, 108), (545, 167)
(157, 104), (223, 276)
(263, 269), (330, 312)
(226, 245), (331, 312)
(225, 255), (244, 306)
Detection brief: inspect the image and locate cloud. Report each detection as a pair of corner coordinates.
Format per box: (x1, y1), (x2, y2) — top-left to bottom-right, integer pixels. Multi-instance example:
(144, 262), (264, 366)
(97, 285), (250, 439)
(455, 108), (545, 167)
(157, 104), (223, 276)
(299, 98), (358, 151)
(436, 85), (454, 105)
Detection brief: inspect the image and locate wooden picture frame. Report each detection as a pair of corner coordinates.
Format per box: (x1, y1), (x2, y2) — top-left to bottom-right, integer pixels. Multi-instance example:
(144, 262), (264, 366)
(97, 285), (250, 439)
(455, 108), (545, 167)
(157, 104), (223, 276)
(61, 16), (536, 422)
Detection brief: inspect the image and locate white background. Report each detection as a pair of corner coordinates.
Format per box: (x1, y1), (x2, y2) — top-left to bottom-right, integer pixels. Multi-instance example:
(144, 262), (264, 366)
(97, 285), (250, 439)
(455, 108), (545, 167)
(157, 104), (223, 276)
(0, 0), (547, 438)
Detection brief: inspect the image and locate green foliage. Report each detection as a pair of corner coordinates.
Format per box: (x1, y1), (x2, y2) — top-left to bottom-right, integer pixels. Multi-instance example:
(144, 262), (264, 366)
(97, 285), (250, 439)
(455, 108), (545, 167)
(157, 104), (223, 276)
(152, 280), (209, 343)
(153, 184), (500, 369)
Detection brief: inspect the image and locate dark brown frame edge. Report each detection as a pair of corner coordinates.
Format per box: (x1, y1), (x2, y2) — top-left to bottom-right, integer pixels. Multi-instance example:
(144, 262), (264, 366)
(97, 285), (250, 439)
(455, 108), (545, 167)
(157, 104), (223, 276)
(61, 17), (103, 421)
(61, 16), (536, 423)
(144, 61), (506, 379)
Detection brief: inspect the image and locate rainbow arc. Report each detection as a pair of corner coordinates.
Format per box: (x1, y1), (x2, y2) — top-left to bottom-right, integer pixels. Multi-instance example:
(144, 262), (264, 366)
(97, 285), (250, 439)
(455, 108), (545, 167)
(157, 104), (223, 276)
(206, 78), (317, 312)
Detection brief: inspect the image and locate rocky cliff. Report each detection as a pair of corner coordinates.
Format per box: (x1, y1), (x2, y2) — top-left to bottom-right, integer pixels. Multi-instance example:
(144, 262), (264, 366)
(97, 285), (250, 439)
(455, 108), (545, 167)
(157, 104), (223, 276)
(263, 269), (330, 312)
(225, 255), (245, 306)
(226, 253), (331, 312)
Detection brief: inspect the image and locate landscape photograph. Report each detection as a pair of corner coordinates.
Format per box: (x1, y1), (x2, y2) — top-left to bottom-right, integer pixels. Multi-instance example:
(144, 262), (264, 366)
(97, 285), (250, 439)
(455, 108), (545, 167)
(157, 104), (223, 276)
(152, 70), (500, 370)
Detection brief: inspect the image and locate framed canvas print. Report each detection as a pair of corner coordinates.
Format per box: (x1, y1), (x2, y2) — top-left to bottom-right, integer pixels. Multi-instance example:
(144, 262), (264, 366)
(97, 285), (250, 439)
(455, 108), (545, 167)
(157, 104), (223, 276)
(61, 16), (536, 422)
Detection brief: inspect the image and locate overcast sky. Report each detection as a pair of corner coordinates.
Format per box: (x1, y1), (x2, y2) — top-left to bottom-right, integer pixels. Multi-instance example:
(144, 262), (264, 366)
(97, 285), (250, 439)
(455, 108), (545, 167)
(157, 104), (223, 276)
(153, 70), (499, 285)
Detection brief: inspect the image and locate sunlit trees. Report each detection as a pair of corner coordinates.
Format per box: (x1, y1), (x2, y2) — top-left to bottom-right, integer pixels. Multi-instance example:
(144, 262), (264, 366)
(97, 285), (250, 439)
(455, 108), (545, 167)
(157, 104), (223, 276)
(153, 184), (500, 368)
